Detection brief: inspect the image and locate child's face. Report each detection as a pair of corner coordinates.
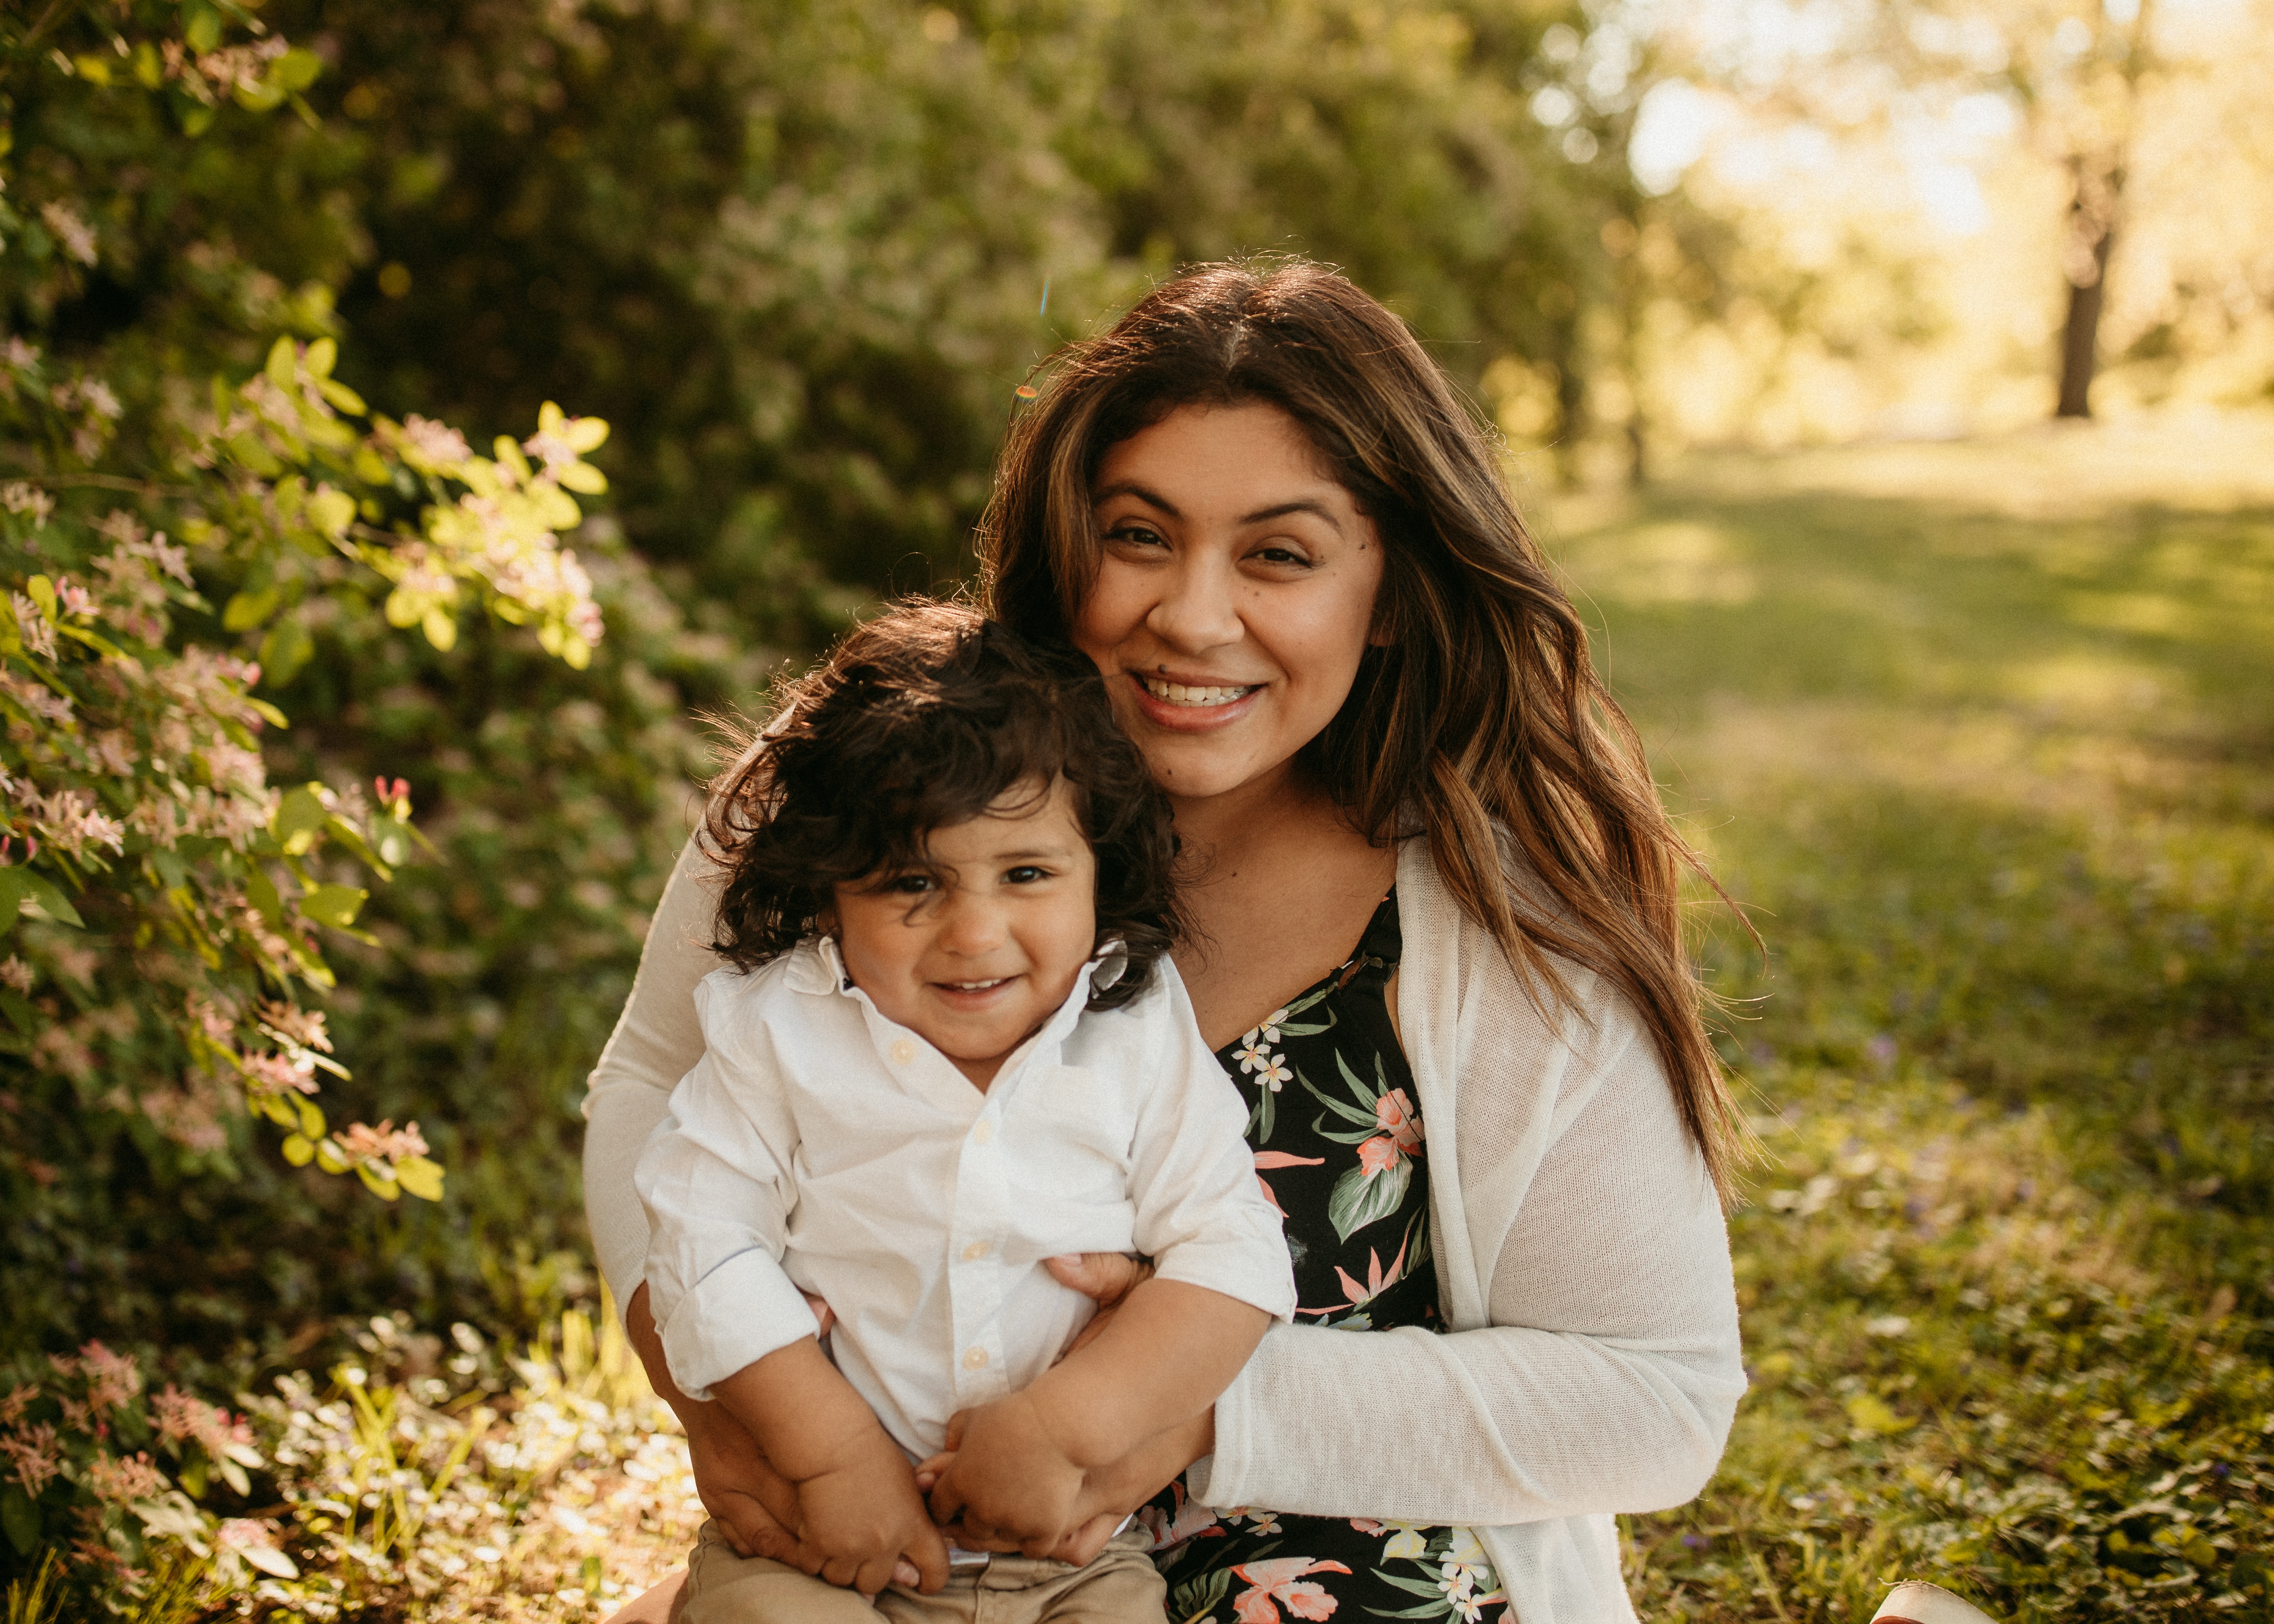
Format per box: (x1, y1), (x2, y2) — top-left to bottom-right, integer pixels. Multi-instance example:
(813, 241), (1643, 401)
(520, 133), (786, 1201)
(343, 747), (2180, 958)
(833, 777), (1098, 1090)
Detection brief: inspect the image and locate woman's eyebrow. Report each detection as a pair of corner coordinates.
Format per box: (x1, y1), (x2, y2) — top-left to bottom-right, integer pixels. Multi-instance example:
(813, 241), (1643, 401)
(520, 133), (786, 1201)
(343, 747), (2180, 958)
(1239, 498), (1343, 529)
(1092, 479), (1180, 516)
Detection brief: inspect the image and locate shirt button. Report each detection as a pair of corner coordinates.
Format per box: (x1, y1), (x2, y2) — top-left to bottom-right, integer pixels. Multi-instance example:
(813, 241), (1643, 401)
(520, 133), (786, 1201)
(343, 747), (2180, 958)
(962, 1346), (989, 1370)
(972, 1120), (994, 1146)
(962, 1240), (989, 1261)
(890, 1039), (916, 1065)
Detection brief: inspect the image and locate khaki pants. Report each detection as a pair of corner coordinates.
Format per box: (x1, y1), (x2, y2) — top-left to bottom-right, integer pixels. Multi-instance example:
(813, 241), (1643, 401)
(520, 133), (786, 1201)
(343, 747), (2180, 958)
(677, 1522), (1166, 1624)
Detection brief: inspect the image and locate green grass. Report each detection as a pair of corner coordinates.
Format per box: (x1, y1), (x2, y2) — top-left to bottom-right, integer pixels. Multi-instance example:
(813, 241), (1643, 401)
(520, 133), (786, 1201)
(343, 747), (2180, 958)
(1543, 416), (2274, 1620)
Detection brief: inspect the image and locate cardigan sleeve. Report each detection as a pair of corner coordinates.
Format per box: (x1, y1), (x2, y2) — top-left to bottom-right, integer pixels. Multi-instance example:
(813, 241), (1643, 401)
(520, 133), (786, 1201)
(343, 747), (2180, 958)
(1190, 979), (1744, 1525)
(582, 834), (721, 1314)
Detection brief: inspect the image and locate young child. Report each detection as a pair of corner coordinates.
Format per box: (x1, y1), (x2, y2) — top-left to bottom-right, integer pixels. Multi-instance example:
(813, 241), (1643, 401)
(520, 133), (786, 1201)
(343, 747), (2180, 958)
(635, 603), (1296, 1623)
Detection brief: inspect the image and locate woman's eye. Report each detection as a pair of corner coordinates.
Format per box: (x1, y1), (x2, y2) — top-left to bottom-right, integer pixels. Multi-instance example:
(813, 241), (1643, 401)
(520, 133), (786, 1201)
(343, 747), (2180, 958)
(1102, 522), (1167, 549)
(1250, 544), (1314, 568)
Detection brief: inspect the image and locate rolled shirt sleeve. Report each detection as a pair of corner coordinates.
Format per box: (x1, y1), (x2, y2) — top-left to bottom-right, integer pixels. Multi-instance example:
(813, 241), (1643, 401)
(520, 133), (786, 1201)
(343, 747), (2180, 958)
(633, 978), (823, 1401)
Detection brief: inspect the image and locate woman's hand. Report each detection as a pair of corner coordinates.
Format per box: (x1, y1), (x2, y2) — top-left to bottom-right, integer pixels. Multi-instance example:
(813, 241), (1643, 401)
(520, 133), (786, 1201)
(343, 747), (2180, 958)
(1045, 1251), (1154, 1357)
(625, 1283), (805, 1561)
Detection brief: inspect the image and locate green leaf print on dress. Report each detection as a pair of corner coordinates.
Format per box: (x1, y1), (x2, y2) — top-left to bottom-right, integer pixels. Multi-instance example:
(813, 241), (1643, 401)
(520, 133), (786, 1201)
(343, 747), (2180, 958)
(1302, 1050), (1426, 1241)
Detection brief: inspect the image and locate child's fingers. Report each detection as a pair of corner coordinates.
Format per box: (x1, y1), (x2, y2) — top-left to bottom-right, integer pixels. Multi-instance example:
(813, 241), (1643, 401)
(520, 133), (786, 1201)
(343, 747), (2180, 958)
(911, 1449), (956, 1493)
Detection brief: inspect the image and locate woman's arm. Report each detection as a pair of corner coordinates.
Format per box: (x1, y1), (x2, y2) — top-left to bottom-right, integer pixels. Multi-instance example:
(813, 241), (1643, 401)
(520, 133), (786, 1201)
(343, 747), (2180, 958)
(1190, 999), (1745, 1526)
(583, 835), (718, 1311)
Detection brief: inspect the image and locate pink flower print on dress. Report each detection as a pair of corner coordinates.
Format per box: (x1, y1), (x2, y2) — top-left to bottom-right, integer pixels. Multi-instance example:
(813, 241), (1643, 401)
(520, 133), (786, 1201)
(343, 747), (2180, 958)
(1373, 1087), (1421, 1152)
(1137, 1478), (1225, 1552)
(1253, 1149), (1325, 1218)
(1230, 1555), (1354, 1622)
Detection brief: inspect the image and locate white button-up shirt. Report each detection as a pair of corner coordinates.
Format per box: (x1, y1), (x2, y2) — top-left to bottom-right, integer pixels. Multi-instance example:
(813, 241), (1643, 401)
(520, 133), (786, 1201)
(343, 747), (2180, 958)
(635, 937), (1295, 1461)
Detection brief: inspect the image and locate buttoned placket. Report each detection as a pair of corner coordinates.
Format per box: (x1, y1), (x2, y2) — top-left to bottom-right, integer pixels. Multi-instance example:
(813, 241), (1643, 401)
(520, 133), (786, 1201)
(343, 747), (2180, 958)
(818, 936), (1106, 1413)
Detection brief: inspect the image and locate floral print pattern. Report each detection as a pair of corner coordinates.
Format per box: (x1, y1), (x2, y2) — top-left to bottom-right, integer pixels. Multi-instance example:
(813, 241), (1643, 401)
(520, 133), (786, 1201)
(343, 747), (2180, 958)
(1146, 892), (1508, 1623)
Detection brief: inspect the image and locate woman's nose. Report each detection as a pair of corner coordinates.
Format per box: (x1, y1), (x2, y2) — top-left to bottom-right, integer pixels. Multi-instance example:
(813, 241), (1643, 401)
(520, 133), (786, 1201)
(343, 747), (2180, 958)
(1146, 551), (1243, 653)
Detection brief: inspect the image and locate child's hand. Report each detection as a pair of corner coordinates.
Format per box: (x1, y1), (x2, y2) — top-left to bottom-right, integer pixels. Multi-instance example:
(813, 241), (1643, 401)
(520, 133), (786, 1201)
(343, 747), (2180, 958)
(923, 1392), (1088, 1557)
(789, 1427), (950, 1596)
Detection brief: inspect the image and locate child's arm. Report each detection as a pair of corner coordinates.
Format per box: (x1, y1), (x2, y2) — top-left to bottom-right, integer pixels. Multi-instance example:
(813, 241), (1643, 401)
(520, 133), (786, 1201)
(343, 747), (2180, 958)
(712, 1339), (951, 1595)
(923, 1279), (1268, 1551)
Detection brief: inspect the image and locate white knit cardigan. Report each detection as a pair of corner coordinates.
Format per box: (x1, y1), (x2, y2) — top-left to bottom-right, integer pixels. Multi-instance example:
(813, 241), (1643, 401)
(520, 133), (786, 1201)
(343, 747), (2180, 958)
(581, 836), (1745, 1624)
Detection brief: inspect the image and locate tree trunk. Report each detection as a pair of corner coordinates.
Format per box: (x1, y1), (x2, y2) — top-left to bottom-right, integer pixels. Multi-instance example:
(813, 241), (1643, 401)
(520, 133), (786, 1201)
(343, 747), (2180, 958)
(2056, 210), (2115, 420)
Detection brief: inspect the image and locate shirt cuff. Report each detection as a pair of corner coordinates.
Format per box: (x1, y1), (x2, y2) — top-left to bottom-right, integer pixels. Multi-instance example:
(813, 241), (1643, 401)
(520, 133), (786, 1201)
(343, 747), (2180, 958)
(1150, 1235), (1300, 1324)
(655, 1249), (823, 1401)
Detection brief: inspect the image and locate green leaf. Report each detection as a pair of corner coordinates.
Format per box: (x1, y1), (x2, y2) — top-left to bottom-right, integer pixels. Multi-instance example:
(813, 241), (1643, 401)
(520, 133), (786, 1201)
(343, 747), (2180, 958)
(357, 1163), (403, 1200)
(25, 575), (55, 620)
(316, 379), (367, 416)
(259, 616), (316, 689)
(72, 54), (114, 87)
(298, 884), (369, 929)
(395, 1155), (446, 1202)
(273, 785), (328, 852)
(244, 861), (280, 924)
(303, 337), (338, 378)
(1325, 1153), (1411, 1242)
(16, 871), (83, 928)
(306, 486), (357, 536)
(246, 696), (291, 729)
(223, 585), (282, 632)
(185, 1), (224, 53)
(272, 47), (324, 93)
(421, 608), (458, 651)
(265, 336), (297, 390)
(218, 1455), (251, 1497)
(0, 1481), (36, 1556)
(280, 1132), (315, 1166)
(295, 1095), (326, 1138)
(0, 991), (33, 1036)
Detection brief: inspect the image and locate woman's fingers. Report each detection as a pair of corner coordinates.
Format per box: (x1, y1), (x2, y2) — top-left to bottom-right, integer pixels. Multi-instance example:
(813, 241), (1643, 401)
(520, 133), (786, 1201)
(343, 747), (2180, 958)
(1045, 1251), (1151, 1305)
(797, 1287), (837, 1340)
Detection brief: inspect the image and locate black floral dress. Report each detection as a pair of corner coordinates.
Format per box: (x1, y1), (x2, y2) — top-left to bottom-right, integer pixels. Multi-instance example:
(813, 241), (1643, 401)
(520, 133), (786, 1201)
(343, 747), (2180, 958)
(1137, 891), (1510, 1624)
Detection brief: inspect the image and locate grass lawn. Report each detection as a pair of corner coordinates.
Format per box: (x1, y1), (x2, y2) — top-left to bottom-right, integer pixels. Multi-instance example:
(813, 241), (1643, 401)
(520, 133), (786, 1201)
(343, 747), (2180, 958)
(1547, 413), (2274, 1621)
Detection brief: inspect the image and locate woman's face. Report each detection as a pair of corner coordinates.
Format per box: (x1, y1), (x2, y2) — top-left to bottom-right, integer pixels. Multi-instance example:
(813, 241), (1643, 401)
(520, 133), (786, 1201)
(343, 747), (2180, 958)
(1072, 402), (1384, 806)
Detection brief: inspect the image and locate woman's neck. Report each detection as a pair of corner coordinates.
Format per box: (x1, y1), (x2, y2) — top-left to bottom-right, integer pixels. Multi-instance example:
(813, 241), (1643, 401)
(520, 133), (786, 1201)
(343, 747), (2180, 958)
(1167, 760), (1341, 873)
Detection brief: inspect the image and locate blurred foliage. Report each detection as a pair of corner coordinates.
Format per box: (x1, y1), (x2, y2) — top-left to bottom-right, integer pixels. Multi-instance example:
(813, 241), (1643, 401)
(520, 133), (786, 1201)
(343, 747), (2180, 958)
(1541, 425), (2274, 1615)
(5, 0), (1661, 1386)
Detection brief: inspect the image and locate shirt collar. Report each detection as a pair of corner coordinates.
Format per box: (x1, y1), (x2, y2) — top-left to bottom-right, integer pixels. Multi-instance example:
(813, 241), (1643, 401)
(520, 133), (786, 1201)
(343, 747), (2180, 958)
(784, 935), (1127, 1066)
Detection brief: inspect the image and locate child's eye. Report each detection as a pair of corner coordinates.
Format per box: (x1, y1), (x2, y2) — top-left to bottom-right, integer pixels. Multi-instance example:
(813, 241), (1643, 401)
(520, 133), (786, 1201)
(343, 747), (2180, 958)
(1003, 865), (1050, 885)
(885, 874), (936, 894)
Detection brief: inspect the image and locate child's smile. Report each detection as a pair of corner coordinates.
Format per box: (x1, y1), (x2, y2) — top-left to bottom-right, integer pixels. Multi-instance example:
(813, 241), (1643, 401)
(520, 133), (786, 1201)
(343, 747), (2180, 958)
(831, 777), (1099, 1090)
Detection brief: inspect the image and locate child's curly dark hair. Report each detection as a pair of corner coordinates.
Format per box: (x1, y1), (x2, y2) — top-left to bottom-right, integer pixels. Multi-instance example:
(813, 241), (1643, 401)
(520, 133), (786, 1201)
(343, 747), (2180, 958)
(701, 601), (1183, 1010)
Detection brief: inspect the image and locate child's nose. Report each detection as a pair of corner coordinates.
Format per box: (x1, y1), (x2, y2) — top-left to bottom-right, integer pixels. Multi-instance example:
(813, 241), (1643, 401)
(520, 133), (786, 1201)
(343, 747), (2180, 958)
(935, 890), (1007, 953)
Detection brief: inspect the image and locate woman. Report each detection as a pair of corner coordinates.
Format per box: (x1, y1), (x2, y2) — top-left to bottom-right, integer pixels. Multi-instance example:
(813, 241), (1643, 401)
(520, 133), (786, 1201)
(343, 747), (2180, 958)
(584, 259), (1748, 1624)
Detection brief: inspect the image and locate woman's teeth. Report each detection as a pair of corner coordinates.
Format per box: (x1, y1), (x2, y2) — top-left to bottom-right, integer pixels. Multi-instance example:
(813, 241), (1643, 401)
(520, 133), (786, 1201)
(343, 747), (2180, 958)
(1141, 678), (1256, 707)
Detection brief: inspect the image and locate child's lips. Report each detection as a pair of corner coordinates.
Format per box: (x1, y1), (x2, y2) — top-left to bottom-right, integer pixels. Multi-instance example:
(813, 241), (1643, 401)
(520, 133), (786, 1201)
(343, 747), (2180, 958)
(930, 975), (1019, 1009)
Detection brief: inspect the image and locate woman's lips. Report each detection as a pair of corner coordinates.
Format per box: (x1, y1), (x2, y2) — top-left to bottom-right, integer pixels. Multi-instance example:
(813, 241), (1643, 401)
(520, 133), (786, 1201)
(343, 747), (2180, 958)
(1127, 673), (1263, 730)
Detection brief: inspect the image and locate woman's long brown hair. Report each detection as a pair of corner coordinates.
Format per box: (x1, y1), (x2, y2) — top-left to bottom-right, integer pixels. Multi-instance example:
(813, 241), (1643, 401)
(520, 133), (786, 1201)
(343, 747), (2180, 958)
(977, 257), (1751, 1204)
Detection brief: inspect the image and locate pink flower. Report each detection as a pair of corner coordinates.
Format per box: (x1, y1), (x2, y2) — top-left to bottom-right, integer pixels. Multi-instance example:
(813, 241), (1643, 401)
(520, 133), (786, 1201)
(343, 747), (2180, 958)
(86, 1450), (167, 1504)
(1230, 1556), (1351, 1622)
(1332, 1240), (1408, 1310)
(1356, 1135), (1402, 1178)
(1373, 1087), (1422, 1151)
(0, 1423), (61, 1496)
(76, 1342), (143, 1411)
(1253, 1150), (1324, 1218)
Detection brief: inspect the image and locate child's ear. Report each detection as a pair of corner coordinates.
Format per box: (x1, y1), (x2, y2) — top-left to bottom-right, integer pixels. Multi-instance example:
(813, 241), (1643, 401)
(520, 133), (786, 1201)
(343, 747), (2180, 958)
(813, 904), (838, 936)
